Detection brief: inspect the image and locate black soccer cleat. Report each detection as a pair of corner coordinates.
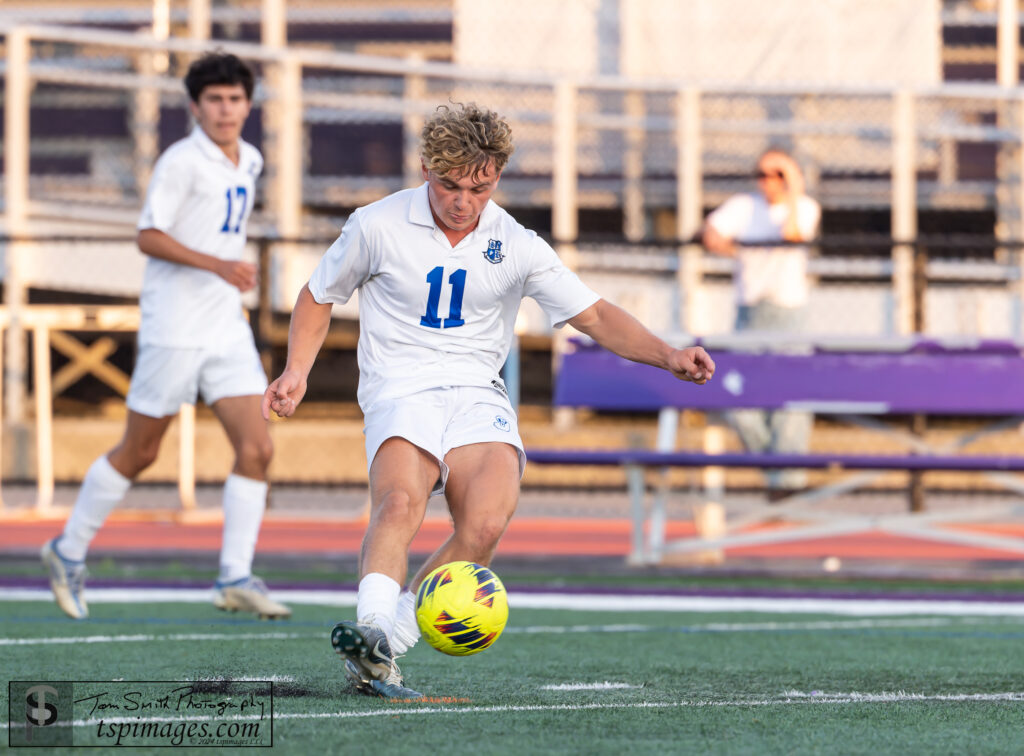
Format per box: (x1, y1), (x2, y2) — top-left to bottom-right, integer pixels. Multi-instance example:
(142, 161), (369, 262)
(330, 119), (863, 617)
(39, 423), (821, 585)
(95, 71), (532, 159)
(331, 620), (396, 682)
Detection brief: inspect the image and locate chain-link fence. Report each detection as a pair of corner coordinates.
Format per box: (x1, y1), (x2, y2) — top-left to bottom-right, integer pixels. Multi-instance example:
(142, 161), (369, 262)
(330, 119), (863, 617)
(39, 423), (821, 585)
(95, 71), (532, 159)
(7, 21), (1024, 338)
(4, 9), (1024, 510)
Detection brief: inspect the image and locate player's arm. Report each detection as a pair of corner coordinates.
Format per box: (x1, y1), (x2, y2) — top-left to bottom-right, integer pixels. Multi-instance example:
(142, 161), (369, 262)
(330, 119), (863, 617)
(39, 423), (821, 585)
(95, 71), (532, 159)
(262, 284), (333, 419)
(567, 299), (714, 385)
(137, 228), (257, 292)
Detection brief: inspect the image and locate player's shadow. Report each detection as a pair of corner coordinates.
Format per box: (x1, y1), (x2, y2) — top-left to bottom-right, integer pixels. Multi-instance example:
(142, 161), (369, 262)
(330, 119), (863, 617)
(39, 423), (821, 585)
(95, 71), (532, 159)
(188, 679), (321, 699)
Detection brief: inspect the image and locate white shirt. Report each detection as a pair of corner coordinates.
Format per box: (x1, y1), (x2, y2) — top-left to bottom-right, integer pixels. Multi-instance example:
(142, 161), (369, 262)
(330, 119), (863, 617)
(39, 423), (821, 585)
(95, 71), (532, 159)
(309, 184), (601, 410)
(706, 192), (821, 307)
(136, 126), (263, 347)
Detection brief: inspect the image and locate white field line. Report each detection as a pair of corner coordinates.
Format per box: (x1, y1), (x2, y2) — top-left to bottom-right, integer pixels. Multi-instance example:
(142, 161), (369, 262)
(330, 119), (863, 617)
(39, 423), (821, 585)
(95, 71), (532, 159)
(509, 593), (1024, 617)
(194, 675), (296, 683)
(506, 617), (986, 634)
(104, 676), (296, 682)
(541, 682), (642, 690)
(4, 691), (1024, 730)
(779, 690), (1024, 702)
(0, 617), (1000, 648)
(4, 587), (1024, 616)
(0, 588), (356, 605)
(0, 632), (315, 646)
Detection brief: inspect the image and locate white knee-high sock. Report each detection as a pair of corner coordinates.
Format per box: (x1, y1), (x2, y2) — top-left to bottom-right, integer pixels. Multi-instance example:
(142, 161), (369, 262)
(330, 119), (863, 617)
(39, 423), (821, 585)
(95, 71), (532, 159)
(390, 590), (421, 656)
(356, 573), (401, 640)
(219, 474), (268, 583)
(60, 455), (132, 562)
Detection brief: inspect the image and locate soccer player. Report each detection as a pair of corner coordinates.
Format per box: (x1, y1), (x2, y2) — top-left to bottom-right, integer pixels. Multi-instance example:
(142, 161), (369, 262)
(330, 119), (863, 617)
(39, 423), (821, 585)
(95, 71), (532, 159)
(263, 103), (713, 697)
(41, 53), (290, 620)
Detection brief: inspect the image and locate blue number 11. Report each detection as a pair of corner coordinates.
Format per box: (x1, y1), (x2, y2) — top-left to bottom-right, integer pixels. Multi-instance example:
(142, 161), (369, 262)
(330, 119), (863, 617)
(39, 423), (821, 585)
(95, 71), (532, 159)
(420, 266), (467, 328)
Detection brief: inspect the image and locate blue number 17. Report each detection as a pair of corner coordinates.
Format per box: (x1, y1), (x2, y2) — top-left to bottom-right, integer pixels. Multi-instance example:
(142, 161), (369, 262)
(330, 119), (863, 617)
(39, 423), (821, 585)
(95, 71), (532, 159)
(220, 186), (248, 233)
(420, 267), (467, 329)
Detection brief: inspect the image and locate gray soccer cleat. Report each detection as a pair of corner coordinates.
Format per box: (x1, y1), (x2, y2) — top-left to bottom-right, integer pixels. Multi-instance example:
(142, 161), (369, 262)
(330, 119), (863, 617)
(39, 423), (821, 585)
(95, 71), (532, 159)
(212, 575), (292, 619)
(41, 537), (88, 620)
(332, 620), (422, 699)
(330, 620), (394, 680)
(342, 658), (423, 700)
(343, 658), (372, 694)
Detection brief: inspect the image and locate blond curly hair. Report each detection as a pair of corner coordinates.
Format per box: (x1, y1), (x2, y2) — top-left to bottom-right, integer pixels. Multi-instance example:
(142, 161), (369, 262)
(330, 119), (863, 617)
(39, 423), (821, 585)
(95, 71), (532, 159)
(420, 103), (514, 179)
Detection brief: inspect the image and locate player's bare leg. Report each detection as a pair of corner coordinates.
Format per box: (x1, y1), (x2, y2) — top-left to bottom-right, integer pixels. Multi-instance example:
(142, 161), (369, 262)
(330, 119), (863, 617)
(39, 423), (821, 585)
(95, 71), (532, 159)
(332, 437), (436, 698)
(211, 395), (273, 480)
(360, 437), (439, 583)
(207, 395), (288, 618)
(44, 410), (174, 619)
(379, 442), (518, 668)
(409, 441), (520, 590)
(107, 410), (177, 477)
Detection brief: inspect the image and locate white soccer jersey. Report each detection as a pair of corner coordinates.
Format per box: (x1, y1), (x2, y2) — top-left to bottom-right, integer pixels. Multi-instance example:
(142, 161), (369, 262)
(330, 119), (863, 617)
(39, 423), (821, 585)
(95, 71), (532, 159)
(308, 184), (600, 410)
(136, 125), (263, 347)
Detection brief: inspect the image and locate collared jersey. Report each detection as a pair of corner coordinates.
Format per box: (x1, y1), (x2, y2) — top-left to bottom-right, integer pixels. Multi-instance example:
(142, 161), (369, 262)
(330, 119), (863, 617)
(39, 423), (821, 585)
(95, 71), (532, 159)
(136, 126), (263, 347)
(308, 183), (601, 411)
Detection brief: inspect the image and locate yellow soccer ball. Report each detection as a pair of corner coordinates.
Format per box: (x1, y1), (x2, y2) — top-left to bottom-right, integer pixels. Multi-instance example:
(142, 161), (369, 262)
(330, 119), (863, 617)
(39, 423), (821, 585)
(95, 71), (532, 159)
(415, 561), (509, 656)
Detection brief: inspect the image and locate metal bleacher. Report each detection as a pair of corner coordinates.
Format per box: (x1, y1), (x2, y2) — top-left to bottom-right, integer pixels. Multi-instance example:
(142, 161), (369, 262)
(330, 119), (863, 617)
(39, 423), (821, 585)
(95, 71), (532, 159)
(4, 0), (1024, 507)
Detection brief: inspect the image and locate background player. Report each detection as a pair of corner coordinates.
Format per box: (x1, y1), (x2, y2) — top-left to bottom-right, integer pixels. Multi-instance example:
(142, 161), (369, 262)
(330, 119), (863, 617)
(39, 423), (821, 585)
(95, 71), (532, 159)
(264, 103), (713, 697)
(42, 53), (290, 621)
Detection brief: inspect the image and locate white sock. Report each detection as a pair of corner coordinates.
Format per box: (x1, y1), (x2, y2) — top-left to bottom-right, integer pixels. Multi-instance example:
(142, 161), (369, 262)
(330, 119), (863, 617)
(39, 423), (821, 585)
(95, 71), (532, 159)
(356, 573), (401, 640)
(218, 474), (268, 583)
(60, 455), (132, 562)
(390, 590), (421, 656)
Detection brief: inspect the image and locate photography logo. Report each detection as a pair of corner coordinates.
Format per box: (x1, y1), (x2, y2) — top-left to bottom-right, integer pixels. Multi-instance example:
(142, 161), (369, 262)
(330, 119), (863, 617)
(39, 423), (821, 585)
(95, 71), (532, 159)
(8, 681), (73, 747)
(10, 681), (272, 748)
(26, 685), (58, 738)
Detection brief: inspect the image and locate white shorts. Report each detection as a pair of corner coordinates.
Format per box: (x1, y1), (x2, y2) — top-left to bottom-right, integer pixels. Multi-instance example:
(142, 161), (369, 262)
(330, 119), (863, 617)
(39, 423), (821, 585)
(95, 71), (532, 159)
(363, 385), (526, 496)
(125, 337), (268, 418)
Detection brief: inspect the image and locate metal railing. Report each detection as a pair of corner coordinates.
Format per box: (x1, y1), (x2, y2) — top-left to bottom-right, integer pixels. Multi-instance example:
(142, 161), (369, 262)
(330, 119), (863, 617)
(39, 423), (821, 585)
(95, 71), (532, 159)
(0, 304), (195, 515)
(0, 232), (1020, 514)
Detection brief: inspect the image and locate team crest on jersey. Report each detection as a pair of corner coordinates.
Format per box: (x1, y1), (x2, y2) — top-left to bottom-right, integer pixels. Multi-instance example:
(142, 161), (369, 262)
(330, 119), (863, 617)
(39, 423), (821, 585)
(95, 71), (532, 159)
(493, 415), (510, 432)
(483, 239), (505, 264)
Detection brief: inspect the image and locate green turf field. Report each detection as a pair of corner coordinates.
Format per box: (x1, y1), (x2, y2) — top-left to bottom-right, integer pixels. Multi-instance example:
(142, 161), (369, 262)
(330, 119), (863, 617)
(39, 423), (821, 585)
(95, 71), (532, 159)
(3, 597), (1024, 754)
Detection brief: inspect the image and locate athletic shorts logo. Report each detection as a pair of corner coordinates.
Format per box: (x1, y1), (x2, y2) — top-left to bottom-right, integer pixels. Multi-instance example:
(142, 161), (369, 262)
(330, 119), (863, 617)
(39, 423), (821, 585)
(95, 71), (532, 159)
(483, 239), (504, 264)
(493, 415), (510, 431)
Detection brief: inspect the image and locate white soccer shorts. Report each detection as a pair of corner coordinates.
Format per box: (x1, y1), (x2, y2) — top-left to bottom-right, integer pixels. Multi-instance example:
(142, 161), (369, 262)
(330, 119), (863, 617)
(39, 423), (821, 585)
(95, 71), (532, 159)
(363, 384), (526, 496)
(125, 336), (268, 418)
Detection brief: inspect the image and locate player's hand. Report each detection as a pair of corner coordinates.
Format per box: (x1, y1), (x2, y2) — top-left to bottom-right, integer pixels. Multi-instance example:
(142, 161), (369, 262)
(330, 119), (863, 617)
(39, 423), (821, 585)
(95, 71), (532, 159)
(216, 260), (259, 292)
(262, 369), (307, 419)
(667, 346), (715, 385)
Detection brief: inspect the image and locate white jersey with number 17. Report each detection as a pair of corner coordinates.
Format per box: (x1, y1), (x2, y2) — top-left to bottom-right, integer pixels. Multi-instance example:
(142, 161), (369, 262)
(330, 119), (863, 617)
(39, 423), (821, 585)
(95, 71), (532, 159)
(308, 183), (600, 411)
(136, 125), (263, 348)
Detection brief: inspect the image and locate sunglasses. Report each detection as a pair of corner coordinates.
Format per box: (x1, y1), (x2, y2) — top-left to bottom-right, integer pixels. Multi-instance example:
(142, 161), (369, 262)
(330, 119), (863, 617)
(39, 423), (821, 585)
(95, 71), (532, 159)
(755, 169), (784, 180)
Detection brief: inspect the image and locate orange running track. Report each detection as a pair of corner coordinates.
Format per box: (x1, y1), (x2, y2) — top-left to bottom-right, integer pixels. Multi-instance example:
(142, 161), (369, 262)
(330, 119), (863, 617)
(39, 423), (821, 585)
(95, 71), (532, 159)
(4, 516), (1024, 561)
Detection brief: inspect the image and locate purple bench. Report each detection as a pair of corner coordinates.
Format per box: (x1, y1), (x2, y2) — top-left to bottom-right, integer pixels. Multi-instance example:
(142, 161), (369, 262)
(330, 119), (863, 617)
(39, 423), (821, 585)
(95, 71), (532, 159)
(553, 336), (1024, 417)
(526, 337), (1024, 563)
